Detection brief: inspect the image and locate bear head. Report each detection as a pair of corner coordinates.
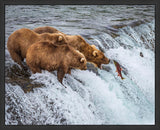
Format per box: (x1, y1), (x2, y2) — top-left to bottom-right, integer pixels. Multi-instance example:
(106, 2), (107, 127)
(90, 44), (110, 69)
(42, 33), (68, 46)
(76, 35), (110, 69)
(69, 49), (87, 70)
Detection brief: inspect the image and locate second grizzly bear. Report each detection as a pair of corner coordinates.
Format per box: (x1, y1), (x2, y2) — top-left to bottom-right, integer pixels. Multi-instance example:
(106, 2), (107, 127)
(7, 28), (67, 69)
(33, 26), (62, 34)
(33, 26), (110, 69)
(26, 41), (87, 84)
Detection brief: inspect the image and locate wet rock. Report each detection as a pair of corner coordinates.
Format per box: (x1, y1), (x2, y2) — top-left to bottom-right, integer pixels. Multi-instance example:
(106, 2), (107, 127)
(101, 65), (112, 72)
(129, 20), (145, 27)
(5, 64), (44, 93)
(110, 32), (120, 38)
(111, 20), (147, 30)
(111, 24), (127, 29)
(60, 118), (67, 124)
(73, 77), (85, 86)
(87, 63), (98, 75)
(140, 52), (144, 57)
(115, 18), (135, 22)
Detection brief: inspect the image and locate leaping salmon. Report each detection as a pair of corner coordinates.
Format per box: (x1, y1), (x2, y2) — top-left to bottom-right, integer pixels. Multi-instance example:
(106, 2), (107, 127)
(113, 60), (125, 80)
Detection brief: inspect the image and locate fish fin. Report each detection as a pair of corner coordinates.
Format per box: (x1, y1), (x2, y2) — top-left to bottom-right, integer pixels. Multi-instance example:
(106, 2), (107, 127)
(122, 77), (125, 80)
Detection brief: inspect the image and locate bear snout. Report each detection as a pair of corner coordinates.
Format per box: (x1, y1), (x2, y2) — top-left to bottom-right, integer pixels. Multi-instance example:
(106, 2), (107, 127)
(108, 59), (110, 63)
(105, 58), (110, 64)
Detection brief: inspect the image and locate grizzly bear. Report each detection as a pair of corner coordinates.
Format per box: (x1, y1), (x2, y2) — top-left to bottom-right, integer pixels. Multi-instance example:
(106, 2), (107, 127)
(26, 41), (87, 84)
(33, 26), (63, 34)
(7, 28), (67, 69)
(33, 26), (110, 68)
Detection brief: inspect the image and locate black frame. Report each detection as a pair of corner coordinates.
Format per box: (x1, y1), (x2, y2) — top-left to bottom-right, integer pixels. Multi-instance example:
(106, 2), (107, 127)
(0, 0), (160, 130)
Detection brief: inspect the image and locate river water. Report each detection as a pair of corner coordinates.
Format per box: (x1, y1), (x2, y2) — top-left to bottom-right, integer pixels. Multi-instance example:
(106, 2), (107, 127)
(5, 5), (155, 125)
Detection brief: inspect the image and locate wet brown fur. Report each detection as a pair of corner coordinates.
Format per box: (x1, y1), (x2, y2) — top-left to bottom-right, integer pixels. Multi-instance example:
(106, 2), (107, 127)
(7, 28), (67, 69)
(33, 26), (110, 68)
(26, 41), (87, 84)
(33, 26), (62, 34)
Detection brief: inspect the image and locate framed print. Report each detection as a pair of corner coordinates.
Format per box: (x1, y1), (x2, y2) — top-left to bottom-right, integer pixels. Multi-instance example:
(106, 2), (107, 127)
(1, 0), (159, 130)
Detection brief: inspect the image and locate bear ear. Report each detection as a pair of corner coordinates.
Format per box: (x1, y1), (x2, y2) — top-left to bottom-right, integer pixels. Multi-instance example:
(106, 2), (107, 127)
(76, 50), (80, 53)
(52, 35), (67, 46)
(91, 45), (96, 49)
(92, 51), (98, 57)
(58, 35), (63, 42)
(80, 57), (85, 63)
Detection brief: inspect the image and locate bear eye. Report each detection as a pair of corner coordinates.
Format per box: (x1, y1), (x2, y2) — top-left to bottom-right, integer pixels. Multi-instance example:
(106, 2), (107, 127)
(101, 56), (105, 60)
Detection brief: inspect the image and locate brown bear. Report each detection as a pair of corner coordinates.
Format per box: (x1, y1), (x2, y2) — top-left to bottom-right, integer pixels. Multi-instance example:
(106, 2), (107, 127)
(7, 28), (67, 69)
(33, 26), (110, 69)
(33, 26), (63, 34)
(26, 41), (87, 84)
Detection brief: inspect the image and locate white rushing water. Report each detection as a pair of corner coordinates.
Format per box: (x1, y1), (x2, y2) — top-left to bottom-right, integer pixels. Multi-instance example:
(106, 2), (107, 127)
(5, 5), (155, 125)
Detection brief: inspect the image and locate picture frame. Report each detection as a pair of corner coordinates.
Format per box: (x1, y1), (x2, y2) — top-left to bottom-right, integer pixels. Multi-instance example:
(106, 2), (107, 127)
(1, 0), (159, 129)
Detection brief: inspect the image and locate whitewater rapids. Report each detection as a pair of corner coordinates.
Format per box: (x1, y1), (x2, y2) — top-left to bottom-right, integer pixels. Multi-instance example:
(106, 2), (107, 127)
(5, 5), (155, 125)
